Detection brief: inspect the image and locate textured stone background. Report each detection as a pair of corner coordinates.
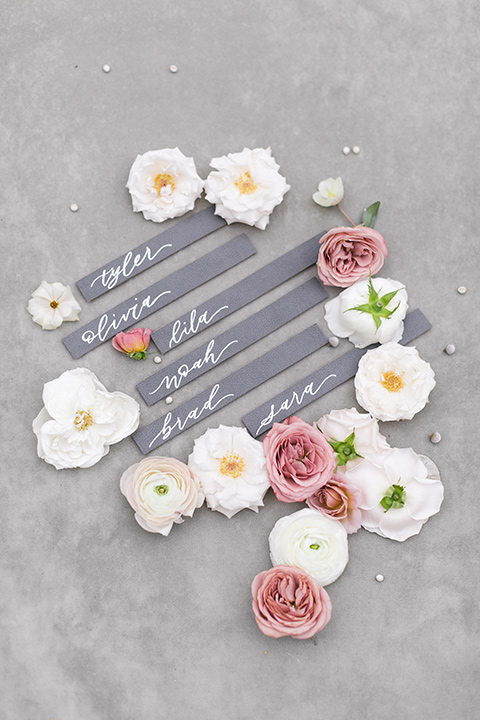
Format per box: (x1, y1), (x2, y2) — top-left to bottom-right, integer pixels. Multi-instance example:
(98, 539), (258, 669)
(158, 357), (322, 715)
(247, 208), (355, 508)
(1, 1), (479, 718)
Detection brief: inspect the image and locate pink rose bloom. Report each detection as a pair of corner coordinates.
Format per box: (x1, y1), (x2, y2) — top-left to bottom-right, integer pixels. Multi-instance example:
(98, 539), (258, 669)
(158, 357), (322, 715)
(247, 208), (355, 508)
(317, 226), (387, 287)
(264, 416), (336, 502)
(252, 565), (332, 639)
(112, 327), (152, 359)
(306, 472), (363, 534)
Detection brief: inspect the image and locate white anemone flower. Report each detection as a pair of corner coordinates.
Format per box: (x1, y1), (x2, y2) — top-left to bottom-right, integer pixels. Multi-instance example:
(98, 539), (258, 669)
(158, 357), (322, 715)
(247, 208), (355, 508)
(27, 281), (81, 330)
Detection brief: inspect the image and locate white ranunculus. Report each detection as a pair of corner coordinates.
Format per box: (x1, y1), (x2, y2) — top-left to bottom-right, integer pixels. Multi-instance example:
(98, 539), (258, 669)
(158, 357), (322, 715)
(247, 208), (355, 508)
(312, 176), (344, 207)
(269, 508), (349, 586)
(345, 448), (444, 541)
(354, 343), (436, 421)
(33, 368), (140, 470)
(188, 425), (269, 518)
(27, 281), (82, 330)
(315, 407), (390, 470)
(126, 147), (204, 223)
(204, 147), (290, 230)
(324, 276), (408, 348)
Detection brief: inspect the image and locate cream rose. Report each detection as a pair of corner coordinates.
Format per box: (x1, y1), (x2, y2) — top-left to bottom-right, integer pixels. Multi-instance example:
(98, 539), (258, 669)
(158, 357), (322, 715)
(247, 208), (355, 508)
(269, 508), (349, 586)
(315, 407), (390, 470)
(354, 343), (436, 421)
(27, 281), (81, 330)
(126, 147), (203, 222)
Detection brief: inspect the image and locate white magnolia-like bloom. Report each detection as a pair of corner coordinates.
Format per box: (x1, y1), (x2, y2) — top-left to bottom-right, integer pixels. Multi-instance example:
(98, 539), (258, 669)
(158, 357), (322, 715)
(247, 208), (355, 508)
(204, 147), (290, 229)
(33, 368), (140, 470)
(324, 276), (408, 348)
(315, 407), (390, 470)
(346, 448), (444, 541)
(27, 281), (81, 330)
(312, 176), (344, 207)
(354, 343), (436, 421)
(126, 147), (203, 222)
(269, 508), (349, 586)
(188, 425), (270, 518)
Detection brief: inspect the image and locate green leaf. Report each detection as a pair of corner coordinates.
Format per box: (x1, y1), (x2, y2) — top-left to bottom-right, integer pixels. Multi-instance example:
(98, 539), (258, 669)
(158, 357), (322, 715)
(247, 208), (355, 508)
(379, 289), (402, 307)
(373, 314), (382, 331)
(362, 201), (380, 228)
(380, 496), (393, 511)
(345, 303), (372, 314)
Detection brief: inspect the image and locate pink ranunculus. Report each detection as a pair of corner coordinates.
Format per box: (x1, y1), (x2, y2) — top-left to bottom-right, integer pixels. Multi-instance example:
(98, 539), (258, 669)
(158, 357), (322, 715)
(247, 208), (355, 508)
(263, 416), (336, 502)
(112, 327), (152, 359)
(306, 472), (363, 534)
(251, 565), (332, 639)
(317, 226), (387, 287)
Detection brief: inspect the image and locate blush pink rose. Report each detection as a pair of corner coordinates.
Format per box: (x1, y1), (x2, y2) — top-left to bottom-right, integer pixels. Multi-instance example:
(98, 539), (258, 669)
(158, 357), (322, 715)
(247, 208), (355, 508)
(252, 565), (332, 639)
(317, 226), (387, 287)
(112, 327), (152, 358)
(263, 416), (336, 502)
(306, 472), (363, 534)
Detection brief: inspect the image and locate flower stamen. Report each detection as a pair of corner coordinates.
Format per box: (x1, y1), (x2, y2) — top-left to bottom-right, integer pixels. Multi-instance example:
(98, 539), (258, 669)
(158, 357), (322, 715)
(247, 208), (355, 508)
(50, 300), (59, 309)
(220, 452), (245, 479)
(153, 173), (175, 195)
(74, 410), (93, 431)
(382, 371), (404, 392)
(235, 171), (258, 195)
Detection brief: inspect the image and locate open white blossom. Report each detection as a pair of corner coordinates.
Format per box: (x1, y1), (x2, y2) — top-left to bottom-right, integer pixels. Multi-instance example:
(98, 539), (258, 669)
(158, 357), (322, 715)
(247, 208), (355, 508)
(269, 508), (349, 586)
(315, 407), (390, 470)
(346, 448), (444, 541)
(188, 425), (269, 518)
(204, 147), (290, 229)
(312, 177), (344, 207)
(324, 276), (408, 348)
(126, 147), (204, 222)
(27, 281), (81, 330)
(33, 368), (140, 469)
(355, 343), (436, 421)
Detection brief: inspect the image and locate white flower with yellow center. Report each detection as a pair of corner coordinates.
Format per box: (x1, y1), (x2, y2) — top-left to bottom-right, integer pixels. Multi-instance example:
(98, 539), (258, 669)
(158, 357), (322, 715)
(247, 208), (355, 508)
(27, 281), (81, 330)
(188, 425), (270, 518)
(33, 368), (140, 469)
(204, 147), (290, 229)
(269, 508), (349, 586)
(312, 176), (344, 207)
(354, 343), (436, 421)
(126, 147), (204, 223)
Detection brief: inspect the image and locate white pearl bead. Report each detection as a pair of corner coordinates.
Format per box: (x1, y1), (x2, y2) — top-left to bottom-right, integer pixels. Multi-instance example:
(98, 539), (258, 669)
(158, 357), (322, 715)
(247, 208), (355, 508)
(102, 65), (111, 73)
(457, 286), (467, 294)
(154, 356), (162, 364)
(342, 146), (350, 155)
(70, 203), (79, 212)
(165, 396), (173, 405)
(352, 146), (360, 154)
(444, 344), (455, 355)
(169, 65), (178, 73)
(430, 432), (442, 444)
(375, 574), (384, 582)
(328, 336), (339, 347)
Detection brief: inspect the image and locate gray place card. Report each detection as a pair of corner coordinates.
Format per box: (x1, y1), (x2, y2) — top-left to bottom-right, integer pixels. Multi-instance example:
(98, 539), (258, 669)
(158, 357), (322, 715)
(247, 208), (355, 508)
(137, 277), (328, 405)
(151, 231), (326, 354)
(63, 234), (256, 359)
(242, 308), (432, 437)
(76, 206), (226, 302)
(133, 324), (327, 453)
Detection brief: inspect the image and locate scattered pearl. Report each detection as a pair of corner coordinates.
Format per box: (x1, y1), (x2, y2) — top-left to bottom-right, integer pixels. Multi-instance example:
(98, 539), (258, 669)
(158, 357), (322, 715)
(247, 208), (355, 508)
(430, 432), (442, 444)
(70, 203), (79, 212)
(154, 356), (162, 364)
(375, 574), (384, 583)
(342, 146), (351, 155)
(352, 146), (360, 154)
(444, 344), (456, 355)
(169, 65), (178, 73)
(328, 336), (339, 347)
(165, 396), (173, 405)
(102, 65), (111, 73)
(457, 286), (467, 294)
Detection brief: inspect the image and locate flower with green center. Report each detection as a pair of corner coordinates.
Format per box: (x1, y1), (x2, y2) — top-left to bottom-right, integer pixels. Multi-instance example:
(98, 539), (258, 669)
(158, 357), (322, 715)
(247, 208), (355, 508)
(346, 276), (404, 332)
(324, 430), (364, 468)
(380, 483), (406, 512)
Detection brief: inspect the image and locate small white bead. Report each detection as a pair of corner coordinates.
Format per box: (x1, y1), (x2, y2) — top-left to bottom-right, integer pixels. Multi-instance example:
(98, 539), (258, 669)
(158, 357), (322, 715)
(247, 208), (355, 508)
(457, 286), (467, 294)
(444, 344), (456, 355)
(352, 146), (360, 154)
(154, 356), (162, 364)
(165, 396), (173, 405)
(375, 574), (384, 583)
(70, 203), (79, 212)
(342, 146), (351, 155)
(169, 65), (178, 73)
(102, 64), (111, 73)
(430, 432), (442, 444)
(328, 336), (339, 347)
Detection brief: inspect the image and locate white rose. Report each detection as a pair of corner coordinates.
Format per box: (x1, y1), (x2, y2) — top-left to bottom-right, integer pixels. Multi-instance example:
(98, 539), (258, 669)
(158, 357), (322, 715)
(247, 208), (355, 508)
(345, 448), (444, 541)
(33, 368), (140, 470)
(204, 147), (290, 229)
(269, 508), (349, 586)
(27, 281), (81, 330)
(315, 407), (390, 470)
(312, 176), (344, 207)
(354, 343), (436, 421)
(188, 425), (269, 518)
(126, 147), (203, 223)
(324, 276), (408, 348)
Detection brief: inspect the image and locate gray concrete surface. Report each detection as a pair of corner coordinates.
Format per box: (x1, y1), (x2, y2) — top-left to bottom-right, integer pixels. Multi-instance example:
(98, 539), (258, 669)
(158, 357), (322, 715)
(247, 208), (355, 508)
(1, 1), (479, 718)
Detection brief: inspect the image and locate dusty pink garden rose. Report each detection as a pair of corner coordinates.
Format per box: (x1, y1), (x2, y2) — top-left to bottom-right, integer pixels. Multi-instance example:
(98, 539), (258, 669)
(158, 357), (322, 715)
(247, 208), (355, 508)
(112, 327), (152, 359)
(306, 472), (363, 534)
(317, 226), (387, 287)
(252, 565), (332, 639)
(263, 416), (336, 502)
(120, 456), (204, 535)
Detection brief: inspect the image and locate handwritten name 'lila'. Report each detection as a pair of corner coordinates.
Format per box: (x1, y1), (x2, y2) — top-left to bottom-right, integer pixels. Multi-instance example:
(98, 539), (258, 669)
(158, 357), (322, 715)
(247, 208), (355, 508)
(169, 305), (229, 348)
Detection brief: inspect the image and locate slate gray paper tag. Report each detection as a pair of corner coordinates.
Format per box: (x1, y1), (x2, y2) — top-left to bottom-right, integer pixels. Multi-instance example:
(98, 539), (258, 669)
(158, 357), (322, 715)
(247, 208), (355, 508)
(133, 324), (327, 453)
(76, 207), (226, 302)
(242, 308), (432, 437)
(63, 234), (255, 359)
(137, 278), (328, 405)
(151, 231), (326, 354)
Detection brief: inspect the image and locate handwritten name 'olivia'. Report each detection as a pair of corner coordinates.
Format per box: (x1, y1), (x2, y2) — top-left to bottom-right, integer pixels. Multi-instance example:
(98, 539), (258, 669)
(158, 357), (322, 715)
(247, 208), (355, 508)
(169, 305), (229, 348)
(148, 384), (235, 447)
(149, 338), (239, 396)
(255, 373), (337, 435)
(81, 290), (171, 345)
(90, 244), (172, 290)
